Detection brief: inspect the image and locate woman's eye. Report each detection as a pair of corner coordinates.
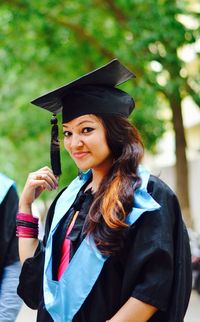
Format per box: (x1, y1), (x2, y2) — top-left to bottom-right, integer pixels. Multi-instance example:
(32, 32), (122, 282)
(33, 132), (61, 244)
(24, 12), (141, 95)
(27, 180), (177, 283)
(63, 131), (72, 137)
(82, 127), (94, 134)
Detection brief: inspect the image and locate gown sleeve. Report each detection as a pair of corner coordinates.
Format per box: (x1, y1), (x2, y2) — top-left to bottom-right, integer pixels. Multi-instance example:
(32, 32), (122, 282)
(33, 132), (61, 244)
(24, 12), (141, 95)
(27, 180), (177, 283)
(122, 175), (191, 321)
(17, 187), (66, 309)
(17, 241), (45, 309)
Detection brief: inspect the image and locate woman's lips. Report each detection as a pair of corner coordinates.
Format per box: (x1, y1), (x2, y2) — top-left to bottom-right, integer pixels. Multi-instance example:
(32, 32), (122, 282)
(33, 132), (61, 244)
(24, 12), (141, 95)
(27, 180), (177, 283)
(72, 152), (89, 159)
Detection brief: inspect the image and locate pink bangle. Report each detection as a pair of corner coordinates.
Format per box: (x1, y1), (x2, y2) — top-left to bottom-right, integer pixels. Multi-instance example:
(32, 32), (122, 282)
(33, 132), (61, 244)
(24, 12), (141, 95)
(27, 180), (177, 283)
(16, 212), (38, 224)
(16, 212), (39, 238)
(16, 226), (38, 238)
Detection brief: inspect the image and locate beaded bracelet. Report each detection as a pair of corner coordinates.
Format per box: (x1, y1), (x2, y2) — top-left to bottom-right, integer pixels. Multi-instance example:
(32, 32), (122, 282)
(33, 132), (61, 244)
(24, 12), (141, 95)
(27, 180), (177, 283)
(16, 212), (39, 238)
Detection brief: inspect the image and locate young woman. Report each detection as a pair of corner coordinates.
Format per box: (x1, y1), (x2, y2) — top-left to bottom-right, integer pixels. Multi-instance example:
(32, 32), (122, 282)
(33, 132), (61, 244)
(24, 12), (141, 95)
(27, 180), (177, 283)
(17, 60), (191, 322)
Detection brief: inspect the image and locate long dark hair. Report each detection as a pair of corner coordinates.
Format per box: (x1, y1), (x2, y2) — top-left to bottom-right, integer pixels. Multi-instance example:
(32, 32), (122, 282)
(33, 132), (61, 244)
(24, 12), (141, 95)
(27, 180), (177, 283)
(85, 114), (144, 256)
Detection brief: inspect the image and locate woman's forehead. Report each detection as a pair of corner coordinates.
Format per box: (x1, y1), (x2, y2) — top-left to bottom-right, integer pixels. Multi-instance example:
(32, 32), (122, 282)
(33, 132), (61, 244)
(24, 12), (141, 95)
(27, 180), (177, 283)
(63, 114), (101, 128)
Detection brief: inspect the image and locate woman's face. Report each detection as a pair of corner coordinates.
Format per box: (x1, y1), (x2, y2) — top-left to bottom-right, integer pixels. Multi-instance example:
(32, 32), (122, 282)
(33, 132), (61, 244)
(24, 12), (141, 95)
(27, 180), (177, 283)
(63, 114), (113, 173)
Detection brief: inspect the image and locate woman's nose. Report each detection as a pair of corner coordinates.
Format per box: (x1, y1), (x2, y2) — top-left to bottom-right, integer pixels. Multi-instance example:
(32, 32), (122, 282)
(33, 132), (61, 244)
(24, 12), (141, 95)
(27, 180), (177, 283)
(70, 134), (83, 148)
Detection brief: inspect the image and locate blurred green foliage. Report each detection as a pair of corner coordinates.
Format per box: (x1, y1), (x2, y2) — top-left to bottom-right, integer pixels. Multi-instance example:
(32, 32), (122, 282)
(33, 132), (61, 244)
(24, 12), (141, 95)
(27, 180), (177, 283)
(0, 0), (199, 195)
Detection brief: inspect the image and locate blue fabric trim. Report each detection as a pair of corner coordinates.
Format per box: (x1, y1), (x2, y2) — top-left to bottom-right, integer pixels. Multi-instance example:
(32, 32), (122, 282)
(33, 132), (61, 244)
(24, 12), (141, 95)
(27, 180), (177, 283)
(44, 165), (160, 321)
(126, 165), (160, 225)
(0, 173), (15, 204)
(44, 236), (107, 322)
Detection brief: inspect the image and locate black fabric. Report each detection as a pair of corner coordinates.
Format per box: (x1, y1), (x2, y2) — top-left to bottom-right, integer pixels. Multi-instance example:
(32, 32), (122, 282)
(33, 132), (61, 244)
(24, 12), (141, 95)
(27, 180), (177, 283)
(0, 186), (19, 279)
(17, 187), (66, 310)
(60, 85), (134, 123)
(31, 59), (135, 117)
(17, 242), (45, 310)
(17, 175), (192, 322)
(50, 115), (62, 176)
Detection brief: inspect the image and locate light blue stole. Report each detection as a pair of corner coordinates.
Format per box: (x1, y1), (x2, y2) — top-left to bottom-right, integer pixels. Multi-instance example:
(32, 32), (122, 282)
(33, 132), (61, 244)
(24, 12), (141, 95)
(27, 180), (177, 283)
(0, 173), (15, 205)
(44, 165), (160, 322)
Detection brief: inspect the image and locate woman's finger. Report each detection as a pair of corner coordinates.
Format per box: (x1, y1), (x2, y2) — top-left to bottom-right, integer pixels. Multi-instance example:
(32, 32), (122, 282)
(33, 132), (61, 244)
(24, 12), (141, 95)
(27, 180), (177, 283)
(28, 176), (55, 192)
(34, 169), (58, 188)
(28, 170), (58, 190)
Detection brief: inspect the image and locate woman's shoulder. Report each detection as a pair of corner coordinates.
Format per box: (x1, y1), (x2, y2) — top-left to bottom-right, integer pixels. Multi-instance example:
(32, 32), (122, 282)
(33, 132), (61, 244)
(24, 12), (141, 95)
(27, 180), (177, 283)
(146, 174), (183, 227)
(147, 174), (178, 201)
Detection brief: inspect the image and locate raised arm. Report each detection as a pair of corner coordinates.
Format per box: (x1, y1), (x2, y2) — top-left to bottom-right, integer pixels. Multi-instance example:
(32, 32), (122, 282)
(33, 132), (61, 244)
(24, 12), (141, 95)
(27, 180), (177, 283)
(18, 166), (58, 263)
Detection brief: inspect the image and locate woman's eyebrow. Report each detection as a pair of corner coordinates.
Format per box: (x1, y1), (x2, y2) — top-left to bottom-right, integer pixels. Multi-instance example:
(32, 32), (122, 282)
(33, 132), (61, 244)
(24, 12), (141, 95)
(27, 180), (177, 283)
(63, 120), (95, 129)
(78, 120), (95, 126)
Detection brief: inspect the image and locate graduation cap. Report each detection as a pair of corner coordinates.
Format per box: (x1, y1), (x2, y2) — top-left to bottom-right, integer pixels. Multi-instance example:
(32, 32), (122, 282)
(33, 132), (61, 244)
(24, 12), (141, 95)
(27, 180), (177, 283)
(31, 59), (135, 177)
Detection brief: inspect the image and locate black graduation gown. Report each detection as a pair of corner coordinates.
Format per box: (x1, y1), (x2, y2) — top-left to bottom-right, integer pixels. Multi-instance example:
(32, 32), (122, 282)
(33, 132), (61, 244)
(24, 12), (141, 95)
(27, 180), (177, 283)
(17, 175), (192, 322)
(0, 185), (19, 280)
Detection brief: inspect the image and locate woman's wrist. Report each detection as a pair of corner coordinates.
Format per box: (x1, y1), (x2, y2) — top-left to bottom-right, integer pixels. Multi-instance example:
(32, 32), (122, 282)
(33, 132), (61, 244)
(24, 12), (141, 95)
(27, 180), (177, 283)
(16, 212), (39, 238)
(19, 202), (32, 214)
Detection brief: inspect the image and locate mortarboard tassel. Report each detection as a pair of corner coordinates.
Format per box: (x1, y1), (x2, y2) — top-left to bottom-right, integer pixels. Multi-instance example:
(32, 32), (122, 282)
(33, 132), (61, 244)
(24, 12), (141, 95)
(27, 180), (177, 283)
(50, 114), (62, 176)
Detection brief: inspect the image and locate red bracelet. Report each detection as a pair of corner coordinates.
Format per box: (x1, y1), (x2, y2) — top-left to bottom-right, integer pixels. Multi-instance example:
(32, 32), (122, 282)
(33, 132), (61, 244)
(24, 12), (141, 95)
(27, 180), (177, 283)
(16, 212), (39, 238)
(16, 212), (38, 224)
(16, 226), (38, 238)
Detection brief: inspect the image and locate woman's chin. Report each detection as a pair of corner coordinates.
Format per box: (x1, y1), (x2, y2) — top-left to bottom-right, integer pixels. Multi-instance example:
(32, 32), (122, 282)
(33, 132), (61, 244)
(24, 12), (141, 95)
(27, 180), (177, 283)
(77, 165), (90, 172)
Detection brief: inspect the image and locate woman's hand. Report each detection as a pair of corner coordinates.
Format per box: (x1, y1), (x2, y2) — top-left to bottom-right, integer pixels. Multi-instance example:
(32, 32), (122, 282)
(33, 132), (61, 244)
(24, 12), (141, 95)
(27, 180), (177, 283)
(19, 166), (58, 212)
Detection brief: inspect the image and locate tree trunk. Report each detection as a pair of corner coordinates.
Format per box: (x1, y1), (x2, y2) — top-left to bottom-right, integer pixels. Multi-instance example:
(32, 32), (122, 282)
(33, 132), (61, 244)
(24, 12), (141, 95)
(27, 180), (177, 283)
(169, 93), (193, 228)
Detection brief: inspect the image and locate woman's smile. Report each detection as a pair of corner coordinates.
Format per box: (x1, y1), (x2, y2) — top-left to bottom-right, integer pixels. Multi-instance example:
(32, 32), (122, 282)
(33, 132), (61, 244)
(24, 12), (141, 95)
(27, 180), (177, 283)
(72, 151), (90, 159)
(63, 114), (113, 173)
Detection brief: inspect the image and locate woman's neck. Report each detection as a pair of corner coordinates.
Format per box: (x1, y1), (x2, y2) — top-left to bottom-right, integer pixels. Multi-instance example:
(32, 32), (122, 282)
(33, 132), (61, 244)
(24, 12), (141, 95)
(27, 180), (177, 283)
(89, 166), (111, 193)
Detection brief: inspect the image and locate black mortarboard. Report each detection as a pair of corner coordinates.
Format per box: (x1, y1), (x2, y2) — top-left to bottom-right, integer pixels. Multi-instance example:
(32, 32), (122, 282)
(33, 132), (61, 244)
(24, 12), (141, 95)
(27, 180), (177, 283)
(31, 59), (135, 176)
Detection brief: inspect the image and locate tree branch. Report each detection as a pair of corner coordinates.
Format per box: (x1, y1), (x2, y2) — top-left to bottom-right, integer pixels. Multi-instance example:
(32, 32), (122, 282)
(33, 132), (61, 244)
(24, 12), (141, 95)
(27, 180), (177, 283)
(6, 0), (115, 61)
(94, 0), (128, 26)
(186, 83), (200, 107)
(47, 14), (114, 61)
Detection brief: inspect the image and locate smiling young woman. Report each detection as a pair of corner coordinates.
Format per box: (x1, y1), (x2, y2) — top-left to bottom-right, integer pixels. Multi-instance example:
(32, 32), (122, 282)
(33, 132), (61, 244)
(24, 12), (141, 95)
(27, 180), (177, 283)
(17, 60), (191, 322)
(63, 114), (113, 176)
